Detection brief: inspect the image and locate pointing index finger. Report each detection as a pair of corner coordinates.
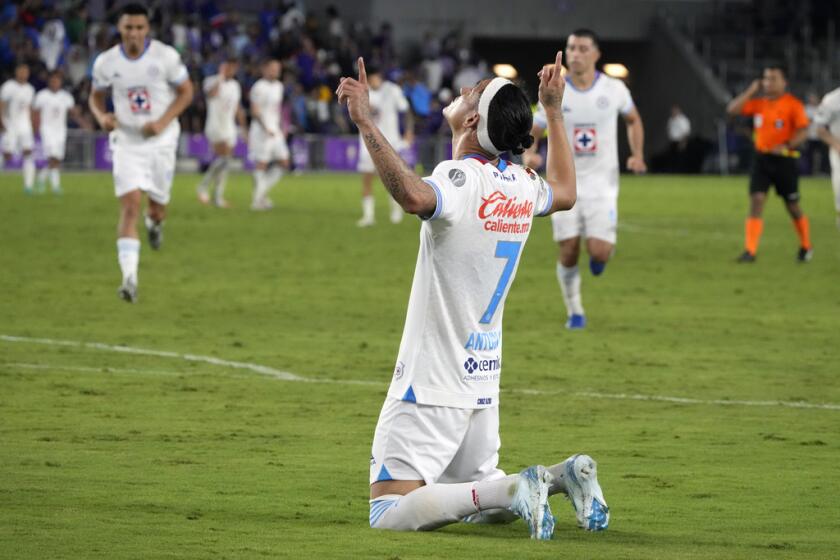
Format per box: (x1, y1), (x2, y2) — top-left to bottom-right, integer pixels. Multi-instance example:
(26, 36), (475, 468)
(358, 57), (367, 85)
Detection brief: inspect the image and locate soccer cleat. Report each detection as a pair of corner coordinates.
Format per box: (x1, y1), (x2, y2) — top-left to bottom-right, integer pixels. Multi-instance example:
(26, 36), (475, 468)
(736, 251), (756, 263)
(566, 314), (586, 330)
(117, 277), (138, 303)
(509, 465), (555, 540)
(564, 454), (609, 531)
(145, 216), (163, 250)
(214, 198), (231, 209)
(797, 247), (813, 263)
(356, 216), (375, 227)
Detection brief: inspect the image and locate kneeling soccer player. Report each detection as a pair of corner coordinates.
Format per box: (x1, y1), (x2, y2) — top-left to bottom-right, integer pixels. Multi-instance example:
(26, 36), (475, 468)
(338, 53), (610, 540)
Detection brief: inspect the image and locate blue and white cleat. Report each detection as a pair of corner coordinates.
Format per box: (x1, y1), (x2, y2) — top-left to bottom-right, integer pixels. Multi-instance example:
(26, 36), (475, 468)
(566, 314), (586, 330)
(509, 465), (555, 540)
(564, 454), (609, 531)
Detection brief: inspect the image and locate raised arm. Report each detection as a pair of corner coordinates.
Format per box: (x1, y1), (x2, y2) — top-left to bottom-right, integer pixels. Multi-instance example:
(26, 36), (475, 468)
(623, 106), (646, 173)
(727, 79), (760, 117)
(538, 51), (576, 212)
(337, 58), (436, 216)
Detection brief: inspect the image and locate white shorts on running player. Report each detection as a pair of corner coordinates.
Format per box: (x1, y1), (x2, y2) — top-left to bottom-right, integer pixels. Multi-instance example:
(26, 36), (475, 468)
(2, 127), (34, 154)
(248, 127), (288, 163)
(369, 397), (507, 486)
(551, 196), (618, 244)
(112, 144), (177, 205)
(206, 126), (237, 149)
(41, 135), (67, 160)
(358, 138), (405, 173)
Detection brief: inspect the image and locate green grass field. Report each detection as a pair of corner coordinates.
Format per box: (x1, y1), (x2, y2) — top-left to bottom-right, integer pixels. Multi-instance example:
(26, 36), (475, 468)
(2, 171), (839, 559)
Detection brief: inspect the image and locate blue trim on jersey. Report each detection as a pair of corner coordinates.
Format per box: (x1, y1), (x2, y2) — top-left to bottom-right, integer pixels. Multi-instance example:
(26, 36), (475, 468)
(565, 71), (601, 93)
(375, 464), (394, 482)
(369, 498), (398, 527)
(119, 39), (152, 61)
(422, 179), (443, 221)
(462, 153), (508, 171)
(537, 180), (554, 216)
(402, 386), (417, 403)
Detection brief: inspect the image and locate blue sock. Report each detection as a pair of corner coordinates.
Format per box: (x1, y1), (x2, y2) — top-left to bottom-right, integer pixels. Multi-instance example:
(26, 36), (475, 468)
(589, 258), (607, 276)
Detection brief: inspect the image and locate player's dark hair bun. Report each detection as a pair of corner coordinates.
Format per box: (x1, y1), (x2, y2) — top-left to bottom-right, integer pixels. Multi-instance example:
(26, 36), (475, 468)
(487, 83), (534, 155)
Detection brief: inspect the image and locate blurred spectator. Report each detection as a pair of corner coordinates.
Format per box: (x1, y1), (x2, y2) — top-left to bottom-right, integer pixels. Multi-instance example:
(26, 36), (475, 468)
(804, 92), (826, 175)
(666, 105), (692, 172)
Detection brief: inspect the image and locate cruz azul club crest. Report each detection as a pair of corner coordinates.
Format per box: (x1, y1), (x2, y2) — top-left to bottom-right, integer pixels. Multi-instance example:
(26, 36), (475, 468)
(128, 86), (151, 114)
(573, 126), (597, 155)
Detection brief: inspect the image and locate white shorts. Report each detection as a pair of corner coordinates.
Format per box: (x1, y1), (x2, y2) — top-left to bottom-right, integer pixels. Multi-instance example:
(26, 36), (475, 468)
(830, 149), (840, 212)
(248, 127), (288, 163)
(358, 138), (405, 173)
(206, 126), (237, 149)
(369, 397), (506, 486)
(2, 127), (34, 154)
(112, 145), (177, 205)
(551, 196), (618, 244)
(41, 135), (67, 160)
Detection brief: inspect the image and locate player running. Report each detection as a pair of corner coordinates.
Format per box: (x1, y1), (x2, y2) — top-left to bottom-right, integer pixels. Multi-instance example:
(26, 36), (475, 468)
(1, 62), (36, 193)
(89, 3), (193, 303)
(32, 71), (81, 195)
(355, 64), (414, 227)
(339, 53), (609, 539)
(727, 64), (812, 262)
(525, 29), (646, 330)
(248, 59), (288, 211)
(813, 85), (840, 230)
(198, 57), (246, 208)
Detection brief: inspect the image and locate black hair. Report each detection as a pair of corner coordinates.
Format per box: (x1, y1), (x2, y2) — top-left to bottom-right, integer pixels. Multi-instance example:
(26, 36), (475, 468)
(764, 63), (787, 79)
(364, 63), (382, 77)
(119, 2), (149, 19)
(15, 60), (29, 69)
(569, 28), (600, 48)
(487, 83), (534, 155)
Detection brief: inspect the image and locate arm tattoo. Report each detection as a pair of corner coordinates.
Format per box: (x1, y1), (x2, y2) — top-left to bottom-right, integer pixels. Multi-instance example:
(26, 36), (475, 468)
(361, 127), (435, 213)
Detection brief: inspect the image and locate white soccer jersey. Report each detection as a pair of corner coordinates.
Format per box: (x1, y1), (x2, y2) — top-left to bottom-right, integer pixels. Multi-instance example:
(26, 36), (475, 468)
(534, 72), (634, 199)
(366, 81), (409, 145)
(91, 39), (189, 148)
(0, 79), (35, 131)
(814, 87), (840, 138)
(33, 88), (75, 138)
(204, 74), (241, 134)
(386, 156), (553, 409)
(249, 78), (283, 135)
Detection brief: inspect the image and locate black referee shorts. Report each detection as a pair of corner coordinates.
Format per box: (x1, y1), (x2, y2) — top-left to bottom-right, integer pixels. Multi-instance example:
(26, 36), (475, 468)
(749, 153), (800, 202)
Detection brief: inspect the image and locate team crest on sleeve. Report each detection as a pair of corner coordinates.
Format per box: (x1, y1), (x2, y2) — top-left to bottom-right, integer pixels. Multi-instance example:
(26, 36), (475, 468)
(128, 86), (151, 114)
(573, 126), (597, 155)
(448, 168), (466, 187)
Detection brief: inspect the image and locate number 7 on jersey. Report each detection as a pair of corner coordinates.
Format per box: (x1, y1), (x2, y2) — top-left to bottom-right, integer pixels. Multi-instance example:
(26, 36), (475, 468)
(479, 241), (523, 324)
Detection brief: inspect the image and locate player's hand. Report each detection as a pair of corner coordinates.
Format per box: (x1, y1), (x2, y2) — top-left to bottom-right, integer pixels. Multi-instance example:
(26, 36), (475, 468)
(337, 57), (373, 126)
(523, 151), (543, 169)
(627, 155), (647, 173)
(538, 51), (567, 118)
(747, 79), (761, 95)
(99, 113), (118, 132)
(141, 119), (166, 137)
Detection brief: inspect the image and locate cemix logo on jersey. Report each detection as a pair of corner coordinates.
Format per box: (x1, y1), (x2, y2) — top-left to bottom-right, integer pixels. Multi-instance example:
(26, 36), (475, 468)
(463, 355), (502, 382)
(478, 191), (533, 234)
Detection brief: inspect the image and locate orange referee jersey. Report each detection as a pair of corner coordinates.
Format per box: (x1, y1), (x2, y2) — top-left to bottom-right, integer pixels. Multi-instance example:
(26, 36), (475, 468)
(741, 94), (809, 153)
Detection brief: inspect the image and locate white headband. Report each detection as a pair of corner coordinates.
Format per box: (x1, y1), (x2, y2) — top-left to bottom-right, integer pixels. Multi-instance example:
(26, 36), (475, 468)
(477, 77), (513, 155)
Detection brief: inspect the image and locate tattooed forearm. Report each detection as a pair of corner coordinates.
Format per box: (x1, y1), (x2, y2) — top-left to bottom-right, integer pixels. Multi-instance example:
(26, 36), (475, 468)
(359, 123), (436, 215)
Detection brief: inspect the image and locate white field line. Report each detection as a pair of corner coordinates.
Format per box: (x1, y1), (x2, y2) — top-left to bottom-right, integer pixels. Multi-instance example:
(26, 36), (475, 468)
(2, 334), (839, 411)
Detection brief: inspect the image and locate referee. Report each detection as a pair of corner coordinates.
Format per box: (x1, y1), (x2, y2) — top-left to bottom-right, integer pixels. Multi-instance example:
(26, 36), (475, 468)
(727, 64), (812, 263)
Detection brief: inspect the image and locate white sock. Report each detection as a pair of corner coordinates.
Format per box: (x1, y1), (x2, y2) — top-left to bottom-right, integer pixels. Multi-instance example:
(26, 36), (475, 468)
(556, 263), (584, 316)
(389, 197), (403, 221)
(116, 237), (140, 282)
(369, 477), (518, 531)
(199, 158), (225, 192)
(22, 155), (35, 189)
(214, 158), (230, 203)
(362, 195), (375, 221)
(37, 167), (48, 184)
(252, 169), (266, 204)
(546, 458), (573, 496)
(265, 165), (283, 189)
(49, 168), (60, 191)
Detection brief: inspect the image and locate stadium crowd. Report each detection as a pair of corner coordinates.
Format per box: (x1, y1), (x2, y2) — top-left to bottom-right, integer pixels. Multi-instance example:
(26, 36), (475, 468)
(0, 0), (491, 138)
